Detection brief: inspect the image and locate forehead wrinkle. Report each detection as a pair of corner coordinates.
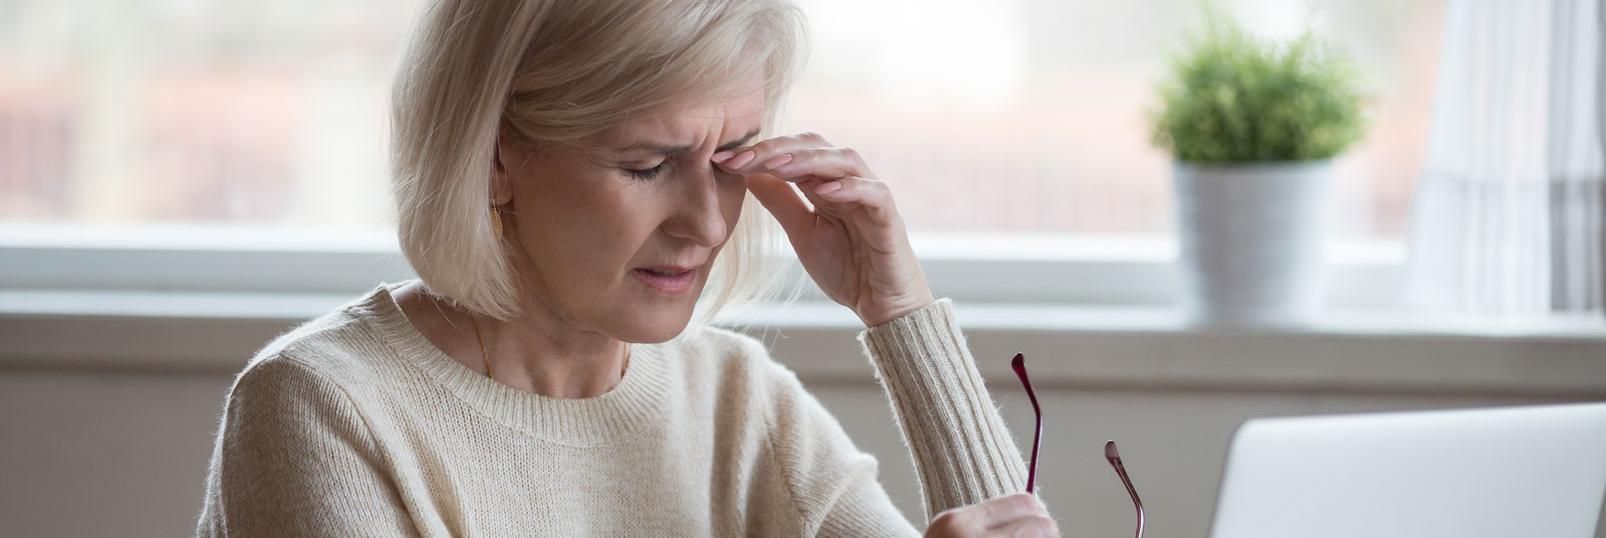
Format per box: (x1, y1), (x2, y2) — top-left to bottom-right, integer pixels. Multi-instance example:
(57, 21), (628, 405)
(607, 104), (759, 157)
(590, 113), (679, 155)
(589, 70), (768, 157)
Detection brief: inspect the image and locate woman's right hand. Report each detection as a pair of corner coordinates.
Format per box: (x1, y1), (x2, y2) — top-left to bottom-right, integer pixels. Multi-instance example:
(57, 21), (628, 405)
(923, 493), (1061, 537)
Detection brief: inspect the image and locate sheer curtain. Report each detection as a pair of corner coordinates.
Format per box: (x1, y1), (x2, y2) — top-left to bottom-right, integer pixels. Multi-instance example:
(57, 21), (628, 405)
(1407, 0), (1605, 318)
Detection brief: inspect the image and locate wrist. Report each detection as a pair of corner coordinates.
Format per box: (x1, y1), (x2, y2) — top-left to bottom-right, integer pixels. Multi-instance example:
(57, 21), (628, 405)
(859, 291), (938, 328)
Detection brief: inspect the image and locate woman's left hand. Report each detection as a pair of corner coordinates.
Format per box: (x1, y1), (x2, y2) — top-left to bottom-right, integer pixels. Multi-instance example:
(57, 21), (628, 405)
(714, 132), (935, 328)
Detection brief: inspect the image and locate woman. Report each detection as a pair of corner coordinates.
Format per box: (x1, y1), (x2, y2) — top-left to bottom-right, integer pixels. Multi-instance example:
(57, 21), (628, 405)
(195, 0), (1057, 536)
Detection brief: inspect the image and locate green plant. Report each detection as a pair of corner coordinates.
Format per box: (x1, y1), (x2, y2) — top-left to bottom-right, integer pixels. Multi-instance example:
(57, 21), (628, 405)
(1151, 9), (1367, 163)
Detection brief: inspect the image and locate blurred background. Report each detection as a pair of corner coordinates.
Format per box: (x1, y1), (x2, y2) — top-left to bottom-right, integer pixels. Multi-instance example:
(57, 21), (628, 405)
(0, 0), (1430, 240)
(2, 0), (1603, 536)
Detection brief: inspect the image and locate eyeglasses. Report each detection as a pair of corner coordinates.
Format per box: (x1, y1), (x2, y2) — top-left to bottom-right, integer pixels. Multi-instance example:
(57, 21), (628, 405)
(1011, 353), (1146, 538)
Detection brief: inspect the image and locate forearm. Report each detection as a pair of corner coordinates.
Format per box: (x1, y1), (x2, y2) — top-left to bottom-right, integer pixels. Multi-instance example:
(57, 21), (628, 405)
(856, 298), (1029, 520)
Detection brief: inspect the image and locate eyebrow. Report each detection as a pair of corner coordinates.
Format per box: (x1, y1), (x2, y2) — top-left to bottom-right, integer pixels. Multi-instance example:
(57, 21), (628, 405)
(614, 128), (761, 156)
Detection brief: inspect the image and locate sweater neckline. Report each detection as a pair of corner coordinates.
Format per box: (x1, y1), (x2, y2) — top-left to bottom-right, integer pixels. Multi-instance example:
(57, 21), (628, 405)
(357, 280), (671, 445)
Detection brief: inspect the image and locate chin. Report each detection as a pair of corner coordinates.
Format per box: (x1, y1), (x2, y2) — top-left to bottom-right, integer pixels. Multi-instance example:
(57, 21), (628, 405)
(620, 305), (697, 344)
(614, 275), (709, 343)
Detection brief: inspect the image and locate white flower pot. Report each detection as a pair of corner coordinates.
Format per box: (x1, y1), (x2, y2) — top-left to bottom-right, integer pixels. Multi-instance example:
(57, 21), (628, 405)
(1173, 160), (1334, 327)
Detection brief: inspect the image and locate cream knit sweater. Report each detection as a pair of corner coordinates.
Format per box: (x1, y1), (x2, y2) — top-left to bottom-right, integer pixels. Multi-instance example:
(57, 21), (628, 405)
(195, 280), (1028, 536)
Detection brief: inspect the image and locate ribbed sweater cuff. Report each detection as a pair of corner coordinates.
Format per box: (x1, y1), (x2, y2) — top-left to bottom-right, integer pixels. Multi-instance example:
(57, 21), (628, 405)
(856, 298), (1028, 519)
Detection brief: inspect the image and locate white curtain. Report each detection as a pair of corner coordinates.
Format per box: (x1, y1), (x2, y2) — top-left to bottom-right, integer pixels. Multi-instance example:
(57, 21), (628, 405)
(1407, 0), (1605, 318)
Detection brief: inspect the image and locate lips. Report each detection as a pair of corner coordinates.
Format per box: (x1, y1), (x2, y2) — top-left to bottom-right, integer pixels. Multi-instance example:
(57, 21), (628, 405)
(632, 265), (698, 293)
(636, 265), (696, 276)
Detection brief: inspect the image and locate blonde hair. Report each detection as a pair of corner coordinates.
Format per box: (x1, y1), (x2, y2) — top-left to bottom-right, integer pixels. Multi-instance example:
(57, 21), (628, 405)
(390, 0), (808, 333)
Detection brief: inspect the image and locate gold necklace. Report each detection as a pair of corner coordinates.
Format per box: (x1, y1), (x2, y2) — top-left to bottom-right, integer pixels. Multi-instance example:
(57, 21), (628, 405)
(469, 314), (494, 379)
(467, 314), (630, 382)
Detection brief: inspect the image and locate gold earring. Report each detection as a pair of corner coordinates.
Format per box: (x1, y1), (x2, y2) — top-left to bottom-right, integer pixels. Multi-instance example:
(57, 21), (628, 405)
(490, 204), (504, 237)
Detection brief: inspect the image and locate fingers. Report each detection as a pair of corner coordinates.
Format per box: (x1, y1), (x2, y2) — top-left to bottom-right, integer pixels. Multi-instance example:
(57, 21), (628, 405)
(925, 493), (1058, 538)
(804, 175), (896, 225)
(926, 507), (987, 537)
(712, 131), (827, 168)
(715, 131), (883, 210)
(766, 147), (871, 181)
(986, 515), (1059, 538)
(714, 132), (872, 181)
(745, 172), (814, 239)
(980, 493), (1046, 527)
(727, 130), (896, 226)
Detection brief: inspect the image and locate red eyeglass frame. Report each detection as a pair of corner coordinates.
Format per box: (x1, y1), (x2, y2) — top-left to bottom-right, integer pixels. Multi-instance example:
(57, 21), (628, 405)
(1011, 353), (1145, 538)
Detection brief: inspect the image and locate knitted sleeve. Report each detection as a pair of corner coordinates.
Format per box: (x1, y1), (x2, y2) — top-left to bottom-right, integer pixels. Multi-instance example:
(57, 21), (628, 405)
(762, 297), (1030, 536)
(760, 355), (921, 537)
(194, 355), (417, 537)
(856, 298), (1030, 521)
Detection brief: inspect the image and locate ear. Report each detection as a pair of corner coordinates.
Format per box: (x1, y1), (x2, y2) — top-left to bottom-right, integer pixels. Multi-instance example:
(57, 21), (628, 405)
(490, 137), (514, 206)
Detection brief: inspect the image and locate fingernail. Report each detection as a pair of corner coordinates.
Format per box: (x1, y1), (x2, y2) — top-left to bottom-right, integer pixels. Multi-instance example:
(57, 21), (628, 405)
(762, 154), (793, 169)
(816, 181), (843, 194)
(725, 150), (756, 169)
(711, 150), (735, 163)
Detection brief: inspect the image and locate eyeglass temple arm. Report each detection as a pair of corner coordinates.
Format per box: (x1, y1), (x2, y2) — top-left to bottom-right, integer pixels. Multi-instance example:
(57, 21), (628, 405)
(1010, 353), (1042, 494)
(1105, 441), (1145, 538)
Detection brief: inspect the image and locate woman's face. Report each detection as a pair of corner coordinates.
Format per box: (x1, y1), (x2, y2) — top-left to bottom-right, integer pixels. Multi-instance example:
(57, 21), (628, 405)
(494, 80), (766, 343)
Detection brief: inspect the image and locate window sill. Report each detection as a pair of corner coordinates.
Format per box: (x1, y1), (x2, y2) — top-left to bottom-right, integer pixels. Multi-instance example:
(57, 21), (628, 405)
(3, 288), (1604, 399)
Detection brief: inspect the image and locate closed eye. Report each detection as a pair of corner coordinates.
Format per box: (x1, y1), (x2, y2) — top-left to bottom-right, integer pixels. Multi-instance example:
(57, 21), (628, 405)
(623, 162), (667, 181)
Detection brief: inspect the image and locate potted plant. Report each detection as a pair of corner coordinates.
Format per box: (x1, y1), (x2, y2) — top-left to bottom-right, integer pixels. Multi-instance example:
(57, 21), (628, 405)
(1151, 11), (1366, 328)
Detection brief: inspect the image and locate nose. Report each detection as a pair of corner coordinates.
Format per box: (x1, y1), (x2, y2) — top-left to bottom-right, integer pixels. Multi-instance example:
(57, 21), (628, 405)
(663, 164), (729, 248)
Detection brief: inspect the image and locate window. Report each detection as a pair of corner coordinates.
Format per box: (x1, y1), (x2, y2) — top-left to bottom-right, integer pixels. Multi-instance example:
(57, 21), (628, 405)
(1, 0), (1439, 304)
(1, 0), (420, 232)
(784, 0), (1440, 241)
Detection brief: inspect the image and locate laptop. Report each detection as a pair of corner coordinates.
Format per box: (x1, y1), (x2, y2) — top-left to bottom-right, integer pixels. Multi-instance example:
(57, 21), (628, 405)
(1209, 402), (1606, 538)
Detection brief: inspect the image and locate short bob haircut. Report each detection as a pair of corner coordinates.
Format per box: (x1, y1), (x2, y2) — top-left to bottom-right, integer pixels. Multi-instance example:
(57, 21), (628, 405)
(390, 0), (809, 332)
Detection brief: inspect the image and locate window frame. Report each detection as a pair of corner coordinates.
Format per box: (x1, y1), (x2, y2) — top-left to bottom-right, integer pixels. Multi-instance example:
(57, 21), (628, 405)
(0, 224), (1405, 311)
